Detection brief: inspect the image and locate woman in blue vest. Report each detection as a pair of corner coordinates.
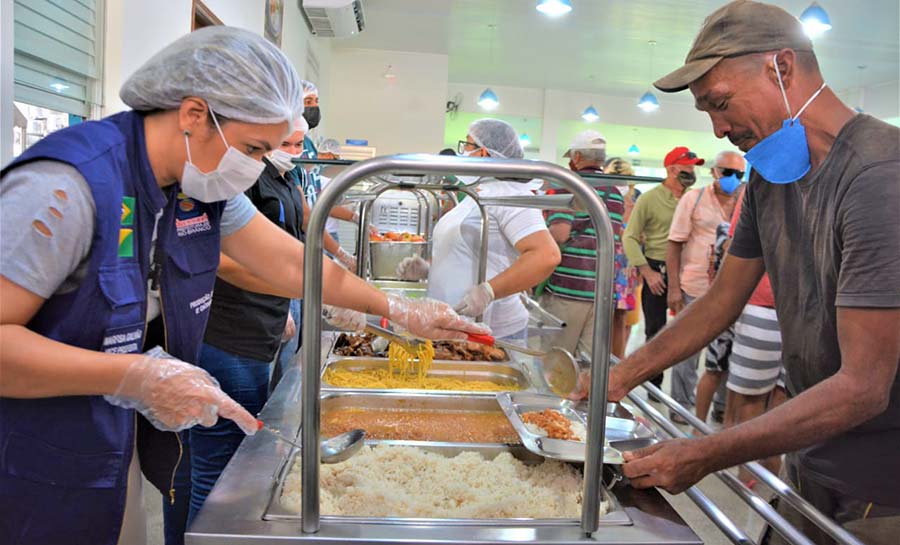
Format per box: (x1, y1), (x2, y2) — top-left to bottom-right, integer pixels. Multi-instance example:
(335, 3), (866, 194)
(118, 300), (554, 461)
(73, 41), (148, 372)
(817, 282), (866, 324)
(0, 27), (485, 545)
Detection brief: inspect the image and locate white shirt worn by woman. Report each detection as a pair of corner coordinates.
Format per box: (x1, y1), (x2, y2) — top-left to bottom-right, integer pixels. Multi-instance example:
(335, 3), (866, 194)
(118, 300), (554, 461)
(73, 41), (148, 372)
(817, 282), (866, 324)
(427, 179), (547, 338)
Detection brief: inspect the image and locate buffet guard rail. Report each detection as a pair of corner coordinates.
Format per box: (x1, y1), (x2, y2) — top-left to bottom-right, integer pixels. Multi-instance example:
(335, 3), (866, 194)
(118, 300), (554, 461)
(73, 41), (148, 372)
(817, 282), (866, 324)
(301, 154), (618, 535)
(630, 379), (867, 545)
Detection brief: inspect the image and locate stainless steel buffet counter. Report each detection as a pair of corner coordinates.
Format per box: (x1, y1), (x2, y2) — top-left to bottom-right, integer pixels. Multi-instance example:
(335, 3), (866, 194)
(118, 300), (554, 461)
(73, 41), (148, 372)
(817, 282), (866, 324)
(186, 334), (701, 545)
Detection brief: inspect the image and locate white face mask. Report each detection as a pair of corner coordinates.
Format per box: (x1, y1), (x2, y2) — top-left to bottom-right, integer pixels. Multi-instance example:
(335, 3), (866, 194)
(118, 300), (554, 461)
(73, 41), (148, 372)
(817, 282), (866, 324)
(181, 110), (266, 203)
(268, 148), (302, 173)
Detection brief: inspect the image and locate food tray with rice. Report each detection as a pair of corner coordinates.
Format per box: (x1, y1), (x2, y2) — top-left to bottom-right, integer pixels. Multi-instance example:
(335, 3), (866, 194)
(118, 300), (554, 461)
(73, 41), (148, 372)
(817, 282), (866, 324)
(497, 392), (656, 464)
(264, 441), (631, 526)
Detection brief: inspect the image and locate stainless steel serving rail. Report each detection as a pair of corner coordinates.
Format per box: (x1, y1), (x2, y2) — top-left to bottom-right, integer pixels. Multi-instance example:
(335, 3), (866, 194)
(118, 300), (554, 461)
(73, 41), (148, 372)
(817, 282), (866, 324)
(301, 154), (617, 536)
(634, 380), (867, 545)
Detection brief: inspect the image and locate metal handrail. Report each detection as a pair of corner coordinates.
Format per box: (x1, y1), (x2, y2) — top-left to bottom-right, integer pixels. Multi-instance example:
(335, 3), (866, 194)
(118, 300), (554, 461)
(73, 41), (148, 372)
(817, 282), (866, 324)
(300, 154), (616, 535)
(626, 391), (815, 545)
(640, 381), (866, 545)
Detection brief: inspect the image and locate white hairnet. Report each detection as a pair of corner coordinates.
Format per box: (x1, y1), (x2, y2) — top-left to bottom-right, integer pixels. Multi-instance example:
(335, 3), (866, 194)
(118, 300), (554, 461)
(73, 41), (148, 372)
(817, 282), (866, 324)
(120, 26), (304, 125)
(319, 138), (341, 155)
(293, 115), (309, 133)
(468, 119), (523, 159)
(302, 80), (319, 98)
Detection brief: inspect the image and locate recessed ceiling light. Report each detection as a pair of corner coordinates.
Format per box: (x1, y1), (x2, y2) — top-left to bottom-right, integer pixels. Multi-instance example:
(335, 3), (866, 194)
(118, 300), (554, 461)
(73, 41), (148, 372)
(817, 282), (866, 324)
(536, 0), (572, 17)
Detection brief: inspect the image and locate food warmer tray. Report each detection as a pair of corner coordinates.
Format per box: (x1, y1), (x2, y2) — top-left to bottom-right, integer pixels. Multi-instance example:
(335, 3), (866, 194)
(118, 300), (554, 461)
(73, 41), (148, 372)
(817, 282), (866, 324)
(186, 351), (702, 544)
(498, 392), (655, 464)
(330, 332), (513, 362)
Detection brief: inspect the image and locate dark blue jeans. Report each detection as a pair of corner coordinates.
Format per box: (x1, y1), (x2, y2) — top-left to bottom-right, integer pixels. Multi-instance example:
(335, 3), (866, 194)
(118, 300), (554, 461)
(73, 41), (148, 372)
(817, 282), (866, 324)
(188, 343), (270, 525)
(271, 298), (302, 394)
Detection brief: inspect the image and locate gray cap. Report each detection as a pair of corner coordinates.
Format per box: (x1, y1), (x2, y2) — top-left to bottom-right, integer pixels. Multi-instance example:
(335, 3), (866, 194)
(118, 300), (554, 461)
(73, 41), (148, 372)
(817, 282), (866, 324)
(654, 0), (813, 93)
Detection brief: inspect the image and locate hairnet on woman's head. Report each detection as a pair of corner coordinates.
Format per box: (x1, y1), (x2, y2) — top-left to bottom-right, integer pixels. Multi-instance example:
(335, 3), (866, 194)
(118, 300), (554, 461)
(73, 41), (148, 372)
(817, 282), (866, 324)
(293, 115), (309, 133)
(302, 80), (319, 98)
(120, 26), (304, 125)
(468, 119), (523, 159)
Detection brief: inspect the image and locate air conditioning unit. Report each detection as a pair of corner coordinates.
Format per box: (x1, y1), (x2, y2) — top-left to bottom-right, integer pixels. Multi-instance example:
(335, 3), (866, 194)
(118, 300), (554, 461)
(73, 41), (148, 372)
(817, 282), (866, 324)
(300, 0), (365, 38)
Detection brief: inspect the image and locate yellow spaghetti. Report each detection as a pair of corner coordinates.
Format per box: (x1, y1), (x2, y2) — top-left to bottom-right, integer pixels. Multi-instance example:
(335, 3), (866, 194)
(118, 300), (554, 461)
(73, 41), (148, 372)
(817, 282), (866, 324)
(324, 340), (520, 392)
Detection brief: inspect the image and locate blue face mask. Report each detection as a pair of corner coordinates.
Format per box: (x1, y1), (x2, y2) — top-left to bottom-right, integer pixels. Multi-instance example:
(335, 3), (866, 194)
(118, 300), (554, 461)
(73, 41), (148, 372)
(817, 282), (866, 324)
(718, 174), (741, 194)
(744, 54), (827, 184)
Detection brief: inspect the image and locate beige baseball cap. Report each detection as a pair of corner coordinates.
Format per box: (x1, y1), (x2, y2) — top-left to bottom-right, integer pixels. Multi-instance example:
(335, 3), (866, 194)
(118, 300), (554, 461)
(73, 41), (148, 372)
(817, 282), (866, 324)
(563, 130), (607, 158)
(654, 0), (813, 93)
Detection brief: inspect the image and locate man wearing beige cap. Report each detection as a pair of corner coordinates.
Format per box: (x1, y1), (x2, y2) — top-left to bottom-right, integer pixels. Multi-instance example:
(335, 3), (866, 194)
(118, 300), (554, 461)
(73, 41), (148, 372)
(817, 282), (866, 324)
(595, 1), (900, 543)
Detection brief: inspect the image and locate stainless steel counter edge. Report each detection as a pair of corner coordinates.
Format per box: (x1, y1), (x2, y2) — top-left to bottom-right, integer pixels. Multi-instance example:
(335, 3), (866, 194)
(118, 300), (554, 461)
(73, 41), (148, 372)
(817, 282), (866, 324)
(186, 337), (701, 545)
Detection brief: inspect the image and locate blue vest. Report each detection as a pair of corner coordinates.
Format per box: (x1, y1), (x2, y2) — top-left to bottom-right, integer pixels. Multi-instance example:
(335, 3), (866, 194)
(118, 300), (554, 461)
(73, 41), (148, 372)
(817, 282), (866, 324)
(0, 111), (224, 545)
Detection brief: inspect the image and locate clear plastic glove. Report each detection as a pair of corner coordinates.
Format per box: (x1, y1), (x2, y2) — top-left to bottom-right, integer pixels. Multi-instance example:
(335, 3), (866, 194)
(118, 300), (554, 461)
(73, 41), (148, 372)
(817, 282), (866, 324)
(335, 247), (357, 271)
(104, 347), (258, 434)
(386, 294), (490, 340)
(323, 304), (367, 332)
(454, 282), (495, 317)
(282, 313), (296, 341)
(350, 211), (380, 237)
(395, 256), (430, 281)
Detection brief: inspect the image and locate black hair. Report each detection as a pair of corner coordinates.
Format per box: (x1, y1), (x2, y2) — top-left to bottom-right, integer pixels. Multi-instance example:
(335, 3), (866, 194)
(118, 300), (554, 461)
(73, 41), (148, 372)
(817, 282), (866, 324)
(439, 148), (457, 156)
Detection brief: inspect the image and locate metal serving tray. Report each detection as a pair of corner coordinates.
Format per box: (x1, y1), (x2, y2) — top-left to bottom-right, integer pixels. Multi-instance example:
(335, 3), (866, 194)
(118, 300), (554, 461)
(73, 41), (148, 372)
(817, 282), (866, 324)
(330, 332), (511, 362)
(321, 357), (531, 395)
(264, 441), (632, 527)
(498, 392), (655, 464)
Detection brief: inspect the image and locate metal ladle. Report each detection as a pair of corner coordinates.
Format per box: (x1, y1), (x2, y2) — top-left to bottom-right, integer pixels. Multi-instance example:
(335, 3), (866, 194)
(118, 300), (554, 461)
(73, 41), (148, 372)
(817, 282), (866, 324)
(256, 420), (366, 464)
(466, 334), (579, 398)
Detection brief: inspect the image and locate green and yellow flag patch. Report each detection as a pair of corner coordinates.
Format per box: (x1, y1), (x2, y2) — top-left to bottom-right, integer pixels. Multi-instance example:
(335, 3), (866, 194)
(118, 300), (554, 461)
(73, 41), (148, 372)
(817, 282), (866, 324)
(118, 228), (134, 258)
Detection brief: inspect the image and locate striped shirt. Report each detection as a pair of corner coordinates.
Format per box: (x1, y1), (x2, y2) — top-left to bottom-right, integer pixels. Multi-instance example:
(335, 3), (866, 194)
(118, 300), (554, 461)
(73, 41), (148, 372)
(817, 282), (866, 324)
(545, 177), (624, 301)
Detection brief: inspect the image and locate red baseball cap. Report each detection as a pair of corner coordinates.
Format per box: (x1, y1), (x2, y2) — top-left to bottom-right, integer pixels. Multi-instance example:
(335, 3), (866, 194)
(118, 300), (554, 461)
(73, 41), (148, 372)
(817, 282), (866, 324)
(664, 146), (705, 167)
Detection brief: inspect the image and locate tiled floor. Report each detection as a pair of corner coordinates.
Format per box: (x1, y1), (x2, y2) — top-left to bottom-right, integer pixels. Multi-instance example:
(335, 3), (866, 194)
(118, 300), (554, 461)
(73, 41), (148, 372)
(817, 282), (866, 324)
(141, 322), (777, 544)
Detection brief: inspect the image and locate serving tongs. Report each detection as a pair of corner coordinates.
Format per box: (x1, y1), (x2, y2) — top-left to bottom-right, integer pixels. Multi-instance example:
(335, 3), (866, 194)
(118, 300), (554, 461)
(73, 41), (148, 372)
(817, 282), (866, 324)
(362, 320), (426, 354)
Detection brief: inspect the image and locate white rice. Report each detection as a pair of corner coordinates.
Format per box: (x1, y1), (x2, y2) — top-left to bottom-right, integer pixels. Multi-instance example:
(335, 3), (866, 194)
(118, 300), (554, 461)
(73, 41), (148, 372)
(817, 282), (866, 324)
(281, 445), (607, 519)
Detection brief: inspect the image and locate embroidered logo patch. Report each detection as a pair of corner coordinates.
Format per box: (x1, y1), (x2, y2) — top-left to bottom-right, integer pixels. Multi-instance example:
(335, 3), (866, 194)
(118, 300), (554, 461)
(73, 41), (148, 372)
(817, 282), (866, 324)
(121, 196), (134, 226)
(118, 228), (134, 258)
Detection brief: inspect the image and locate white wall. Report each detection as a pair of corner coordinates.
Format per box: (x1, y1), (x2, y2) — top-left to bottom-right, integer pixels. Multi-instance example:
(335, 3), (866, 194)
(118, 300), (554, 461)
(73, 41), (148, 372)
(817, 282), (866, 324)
(326, 48), (448, 155)
(102, 0), (330, 119)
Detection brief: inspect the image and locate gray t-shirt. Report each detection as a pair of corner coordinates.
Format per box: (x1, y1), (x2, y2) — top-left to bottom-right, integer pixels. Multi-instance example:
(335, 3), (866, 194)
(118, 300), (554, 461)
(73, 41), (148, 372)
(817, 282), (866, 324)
(1, 160), (257, 299)
(730, 114), (900, 506)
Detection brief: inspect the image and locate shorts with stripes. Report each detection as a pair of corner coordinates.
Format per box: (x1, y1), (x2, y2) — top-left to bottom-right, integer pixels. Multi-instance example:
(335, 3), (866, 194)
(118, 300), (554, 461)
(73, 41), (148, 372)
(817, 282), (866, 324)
(726, 304), (784, 396)
(705, 324), (734, 373)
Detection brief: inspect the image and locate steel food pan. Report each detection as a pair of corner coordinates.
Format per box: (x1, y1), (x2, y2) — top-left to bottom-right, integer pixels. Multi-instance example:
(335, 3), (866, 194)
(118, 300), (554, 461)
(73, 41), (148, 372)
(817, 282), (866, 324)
(321, 358), (530, 395)
(264, 441), (632, 527)
(330, 332), (511, 363)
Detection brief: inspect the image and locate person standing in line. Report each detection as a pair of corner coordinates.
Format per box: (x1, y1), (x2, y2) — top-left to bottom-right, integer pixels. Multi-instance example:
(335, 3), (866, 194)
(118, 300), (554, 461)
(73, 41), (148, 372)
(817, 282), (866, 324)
(539, 133), (626, 358)
(667, 151), (743, 421)
(622, 146), (705, 398)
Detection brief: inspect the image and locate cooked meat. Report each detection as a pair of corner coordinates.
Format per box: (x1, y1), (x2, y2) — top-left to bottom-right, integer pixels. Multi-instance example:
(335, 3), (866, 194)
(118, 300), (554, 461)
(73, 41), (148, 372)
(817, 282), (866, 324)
(334, 334), (506, 361)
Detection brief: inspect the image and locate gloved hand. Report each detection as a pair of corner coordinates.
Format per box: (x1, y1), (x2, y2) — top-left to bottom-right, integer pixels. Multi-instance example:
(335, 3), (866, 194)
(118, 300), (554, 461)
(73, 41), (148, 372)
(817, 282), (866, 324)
(335, 247), (357, 271)
(454, 282), (495, 317)
(386, 294), (490, 340)
(104, 347), (258, 435)
(323, 304), (367, 332)
(395, 256), (430, 281)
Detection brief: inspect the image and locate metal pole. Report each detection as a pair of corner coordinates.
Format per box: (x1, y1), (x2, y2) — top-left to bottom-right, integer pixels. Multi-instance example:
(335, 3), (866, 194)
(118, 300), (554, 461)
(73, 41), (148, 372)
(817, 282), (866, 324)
(640, 381), (867, 545)
(300, 154), (615, 534)
(626, 392), (816, 545)
(684, 487), (757, 545)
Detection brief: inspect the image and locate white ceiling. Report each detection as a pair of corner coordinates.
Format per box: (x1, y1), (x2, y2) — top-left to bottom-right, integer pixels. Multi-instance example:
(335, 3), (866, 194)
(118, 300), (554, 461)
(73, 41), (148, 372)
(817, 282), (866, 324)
(336, 0), (900, 103)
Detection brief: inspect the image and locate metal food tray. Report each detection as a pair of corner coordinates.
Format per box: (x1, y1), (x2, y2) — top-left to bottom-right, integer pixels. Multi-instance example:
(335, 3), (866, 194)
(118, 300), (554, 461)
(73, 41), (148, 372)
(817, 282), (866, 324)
(331, 332), (511, 362)
(321, 357), (532, 396)
(497, 392), (655, 464)
(264, 440), (632, 527)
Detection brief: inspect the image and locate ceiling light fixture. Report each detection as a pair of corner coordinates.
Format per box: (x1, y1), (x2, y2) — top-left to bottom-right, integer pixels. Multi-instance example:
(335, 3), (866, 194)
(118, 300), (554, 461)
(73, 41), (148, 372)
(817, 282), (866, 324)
(519, 133), (532, 148)
(628, 144), (640, 156)
(637, 40), (660, 112)
(536, 0), (572, 17)
(382, 65), (396, 80)
(478, 88), (500, 110)
(49, 81), (69, 93)
(800, 2), (832, 39)
(581, 105), (600, 122)
(638, 91), (660, 112)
